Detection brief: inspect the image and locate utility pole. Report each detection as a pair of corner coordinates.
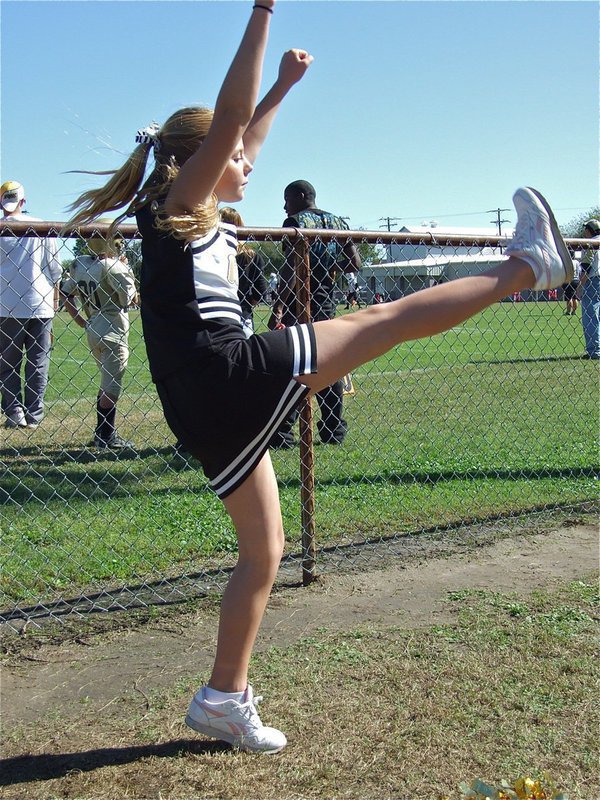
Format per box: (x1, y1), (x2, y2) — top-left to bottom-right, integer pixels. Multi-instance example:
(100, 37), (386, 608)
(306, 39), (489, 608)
(379, 216), (401, 232)
(379, 217), (401, 262)
(487, 207), (510, 237)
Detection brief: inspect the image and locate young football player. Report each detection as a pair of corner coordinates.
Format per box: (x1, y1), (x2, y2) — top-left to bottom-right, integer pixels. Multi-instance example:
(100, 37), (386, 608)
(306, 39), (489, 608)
(61, 233), (137, 449)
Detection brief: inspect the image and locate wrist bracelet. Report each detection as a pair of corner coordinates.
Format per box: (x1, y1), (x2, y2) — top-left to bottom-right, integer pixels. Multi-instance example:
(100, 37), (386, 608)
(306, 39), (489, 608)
(253, 4), (273, 13)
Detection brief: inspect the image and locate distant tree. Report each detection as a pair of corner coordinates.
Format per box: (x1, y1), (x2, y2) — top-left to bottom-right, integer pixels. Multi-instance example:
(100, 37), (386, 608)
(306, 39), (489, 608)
(61, 258), (74, 280)
(71, 236), (87, 259)
(251, 240), (285, 275)
(561, 207), (600, 238)
(357, 239), (385, 266)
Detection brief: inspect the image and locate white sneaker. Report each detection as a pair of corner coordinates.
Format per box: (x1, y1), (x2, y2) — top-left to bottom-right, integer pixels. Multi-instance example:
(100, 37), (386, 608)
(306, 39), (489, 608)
(185, 685), (287, 754)
(505, 187), (574, 290)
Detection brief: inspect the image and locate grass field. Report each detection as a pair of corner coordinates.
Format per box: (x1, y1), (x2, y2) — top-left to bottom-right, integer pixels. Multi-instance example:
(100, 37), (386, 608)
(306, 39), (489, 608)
(1, 301), (598, 606)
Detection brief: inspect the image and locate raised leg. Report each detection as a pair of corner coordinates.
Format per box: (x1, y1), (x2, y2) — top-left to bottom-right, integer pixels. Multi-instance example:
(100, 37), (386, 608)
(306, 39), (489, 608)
(299, 257), (533, 393)
(296, 187), (572, 393)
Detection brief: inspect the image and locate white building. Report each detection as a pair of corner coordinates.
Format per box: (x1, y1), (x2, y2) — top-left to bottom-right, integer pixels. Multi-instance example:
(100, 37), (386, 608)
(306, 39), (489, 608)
(360, 224), (522, 301)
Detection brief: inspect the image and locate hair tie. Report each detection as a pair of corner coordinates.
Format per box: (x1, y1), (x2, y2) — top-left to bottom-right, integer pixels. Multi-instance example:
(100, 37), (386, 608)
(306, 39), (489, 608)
(135, 122), (161, 151)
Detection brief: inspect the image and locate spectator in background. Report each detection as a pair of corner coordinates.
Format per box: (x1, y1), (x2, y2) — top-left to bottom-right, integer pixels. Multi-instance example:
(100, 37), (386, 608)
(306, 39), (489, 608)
(220, 207), (267, 338)
(344, 271), (362, 309)
(61, 232), (137, 448)
(0, 181), (62, 429)
(578, 218), (600, 359)
(562, 279), (579, 315)
(267, 271), (278, 303)
(562, 262), (580, 316)
(270, 179), (361, 447)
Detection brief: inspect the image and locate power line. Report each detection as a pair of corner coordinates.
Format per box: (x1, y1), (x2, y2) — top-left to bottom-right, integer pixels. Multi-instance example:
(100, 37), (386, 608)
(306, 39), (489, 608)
(362, 206), (593, 230)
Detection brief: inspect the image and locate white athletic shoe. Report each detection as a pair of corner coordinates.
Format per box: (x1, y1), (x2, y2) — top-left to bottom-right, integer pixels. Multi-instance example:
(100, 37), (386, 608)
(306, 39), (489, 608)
(505, 187), (574, 290)
(185, 685), (287, 754)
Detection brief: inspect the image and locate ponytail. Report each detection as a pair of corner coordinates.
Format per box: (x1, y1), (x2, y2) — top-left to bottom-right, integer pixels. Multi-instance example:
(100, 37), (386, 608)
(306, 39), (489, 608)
(64, 105), (221, 245)
(64, 144), (152, 234)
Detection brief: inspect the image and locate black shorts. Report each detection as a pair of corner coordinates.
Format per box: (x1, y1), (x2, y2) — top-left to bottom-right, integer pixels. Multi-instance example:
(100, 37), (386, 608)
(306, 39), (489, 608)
(156, 323), (317, 498)
(562, 281), (579, 300)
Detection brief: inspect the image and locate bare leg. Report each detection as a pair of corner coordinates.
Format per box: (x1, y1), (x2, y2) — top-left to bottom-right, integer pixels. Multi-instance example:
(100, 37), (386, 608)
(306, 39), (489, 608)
(298, 257), (534, 393)
(209, 450), (284, 692)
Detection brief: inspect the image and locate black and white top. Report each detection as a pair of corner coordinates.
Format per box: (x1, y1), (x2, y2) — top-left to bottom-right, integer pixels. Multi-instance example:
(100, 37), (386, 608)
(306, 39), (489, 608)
(137, 205), (245, 379)
(136, 202), (318, 498)
(190, 222), (245, 325)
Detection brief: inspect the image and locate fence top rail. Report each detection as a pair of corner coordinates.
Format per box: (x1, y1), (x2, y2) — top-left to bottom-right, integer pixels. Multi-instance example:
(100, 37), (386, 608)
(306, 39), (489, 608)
(0, 219), (597, 249)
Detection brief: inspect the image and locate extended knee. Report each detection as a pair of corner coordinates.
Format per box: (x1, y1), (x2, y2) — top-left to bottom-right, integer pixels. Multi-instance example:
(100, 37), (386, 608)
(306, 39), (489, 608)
(238, 525), (285, 574)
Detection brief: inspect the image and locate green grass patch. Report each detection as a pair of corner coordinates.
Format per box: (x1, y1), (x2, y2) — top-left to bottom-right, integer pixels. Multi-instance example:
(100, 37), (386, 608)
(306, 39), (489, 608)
(1, 303), (598, 604)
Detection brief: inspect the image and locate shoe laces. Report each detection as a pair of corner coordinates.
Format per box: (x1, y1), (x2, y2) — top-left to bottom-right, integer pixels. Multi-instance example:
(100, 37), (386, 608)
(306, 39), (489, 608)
(509, 207), (535, 253)
(239, 694), (264, 729)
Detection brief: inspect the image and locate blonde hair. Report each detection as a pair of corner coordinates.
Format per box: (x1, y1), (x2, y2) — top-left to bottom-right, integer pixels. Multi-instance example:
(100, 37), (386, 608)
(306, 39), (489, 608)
(219, 206), (254, 259)
(64, 107), (220, 244)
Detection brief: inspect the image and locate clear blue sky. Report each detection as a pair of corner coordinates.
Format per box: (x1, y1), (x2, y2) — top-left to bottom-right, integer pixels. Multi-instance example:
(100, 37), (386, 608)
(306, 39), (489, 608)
(1, 0), (598, 233)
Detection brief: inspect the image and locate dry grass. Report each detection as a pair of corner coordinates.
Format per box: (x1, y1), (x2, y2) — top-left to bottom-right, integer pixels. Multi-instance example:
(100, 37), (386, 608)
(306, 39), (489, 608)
(2, 578), (597, 800)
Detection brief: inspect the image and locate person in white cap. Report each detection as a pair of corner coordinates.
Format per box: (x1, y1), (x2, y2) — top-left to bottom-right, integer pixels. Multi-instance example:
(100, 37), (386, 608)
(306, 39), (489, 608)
(0, 181), (62, 428)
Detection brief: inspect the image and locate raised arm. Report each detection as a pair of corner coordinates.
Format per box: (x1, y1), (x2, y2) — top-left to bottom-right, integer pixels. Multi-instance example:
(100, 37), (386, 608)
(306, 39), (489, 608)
(243, 48), (314, 165)
(165, 1), (275, 215)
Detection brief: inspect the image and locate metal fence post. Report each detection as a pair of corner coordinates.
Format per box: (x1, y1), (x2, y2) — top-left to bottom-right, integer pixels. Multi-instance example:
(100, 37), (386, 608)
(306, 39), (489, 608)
(293, 233), (317, 585)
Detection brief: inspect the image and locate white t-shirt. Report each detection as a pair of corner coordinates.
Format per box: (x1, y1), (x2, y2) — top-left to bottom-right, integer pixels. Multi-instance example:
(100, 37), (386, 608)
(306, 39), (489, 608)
(0, 213), (62, 318)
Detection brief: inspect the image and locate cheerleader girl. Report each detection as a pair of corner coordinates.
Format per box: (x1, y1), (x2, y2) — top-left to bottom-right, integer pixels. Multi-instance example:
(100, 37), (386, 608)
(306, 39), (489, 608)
(66, 0), (572, 753)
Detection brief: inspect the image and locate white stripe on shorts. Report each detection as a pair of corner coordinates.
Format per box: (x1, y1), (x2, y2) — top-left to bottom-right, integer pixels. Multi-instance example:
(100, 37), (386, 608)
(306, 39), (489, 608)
(210, 322), (316, 498)
(289, 323), (315, 377)
(211, 379), (308, 498)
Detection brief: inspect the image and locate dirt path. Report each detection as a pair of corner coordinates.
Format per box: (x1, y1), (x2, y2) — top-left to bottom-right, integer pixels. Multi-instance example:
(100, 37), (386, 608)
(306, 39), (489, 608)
(2, 524), (597, 732)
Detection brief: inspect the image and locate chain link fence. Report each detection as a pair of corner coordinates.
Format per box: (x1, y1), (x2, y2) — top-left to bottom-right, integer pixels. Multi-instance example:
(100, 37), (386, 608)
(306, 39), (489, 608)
(1, 220), (598, 631)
